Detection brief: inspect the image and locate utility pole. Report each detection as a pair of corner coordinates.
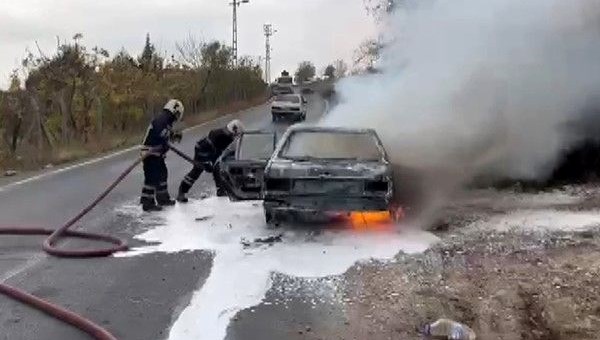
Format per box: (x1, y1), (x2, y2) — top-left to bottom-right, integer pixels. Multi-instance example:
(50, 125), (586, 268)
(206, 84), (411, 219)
(230, 0), (249, 66)
(263, 24), (276, 83)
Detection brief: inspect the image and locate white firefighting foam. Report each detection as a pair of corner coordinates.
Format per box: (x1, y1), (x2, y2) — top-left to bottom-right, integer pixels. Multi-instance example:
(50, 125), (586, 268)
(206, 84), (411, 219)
(119, 197), (438, 340)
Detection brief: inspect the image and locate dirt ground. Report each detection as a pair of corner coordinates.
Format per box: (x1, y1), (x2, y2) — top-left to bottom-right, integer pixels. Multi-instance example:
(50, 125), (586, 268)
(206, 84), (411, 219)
(332, 185), (600, 340)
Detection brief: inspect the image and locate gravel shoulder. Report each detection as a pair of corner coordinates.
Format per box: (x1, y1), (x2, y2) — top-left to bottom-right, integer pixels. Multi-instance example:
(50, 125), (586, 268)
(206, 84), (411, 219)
(315, 185), (600, 340)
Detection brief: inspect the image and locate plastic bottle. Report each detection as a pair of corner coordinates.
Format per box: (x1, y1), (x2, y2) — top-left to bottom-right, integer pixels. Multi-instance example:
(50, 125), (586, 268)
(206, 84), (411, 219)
(423, 318), (476, 340)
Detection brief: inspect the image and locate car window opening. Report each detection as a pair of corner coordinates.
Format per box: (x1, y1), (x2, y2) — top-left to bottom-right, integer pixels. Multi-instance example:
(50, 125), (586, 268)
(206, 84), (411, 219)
(280, 131), (382, 161)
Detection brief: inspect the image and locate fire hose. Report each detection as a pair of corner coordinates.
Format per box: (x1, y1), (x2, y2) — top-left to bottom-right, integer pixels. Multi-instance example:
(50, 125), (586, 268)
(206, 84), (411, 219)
(0, 144), (199, 340)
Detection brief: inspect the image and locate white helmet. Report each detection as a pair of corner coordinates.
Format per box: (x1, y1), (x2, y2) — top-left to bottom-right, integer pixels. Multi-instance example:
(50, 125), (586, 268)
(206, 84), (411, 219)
(164, 99), (184, 121)
(226, 119), (245, 135)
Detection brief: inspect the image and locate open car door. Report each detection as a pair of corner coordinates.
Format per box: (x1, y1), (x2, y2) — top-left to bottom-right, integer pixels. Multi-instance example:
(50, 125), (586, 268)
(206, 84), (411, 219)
(217, 131), (277, 201)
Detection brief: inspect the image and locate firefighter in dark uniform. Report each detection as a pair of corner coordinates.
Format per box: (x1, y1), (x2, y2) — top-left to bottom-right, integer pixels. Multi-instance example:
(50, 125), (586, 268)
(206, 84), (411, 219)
(140, 99), (184, 212)
(176, 119), (245, 203)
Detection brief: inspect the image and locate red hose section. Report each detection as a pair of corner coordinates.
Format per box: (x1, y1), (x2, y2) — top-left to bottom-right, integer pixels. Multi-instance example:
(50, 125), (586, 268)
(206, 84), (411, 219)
(0, 155), (146, 340)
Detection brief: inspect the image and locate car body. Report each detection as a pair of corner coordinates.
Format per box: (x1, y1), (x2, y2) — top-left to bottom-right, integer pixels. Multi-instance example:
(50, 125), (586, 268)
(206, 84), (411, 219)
(216, 130), (277, 201)
(262, 126), (394, 224)
(272, 85), (294, 96)
(271, 94), (307, 122)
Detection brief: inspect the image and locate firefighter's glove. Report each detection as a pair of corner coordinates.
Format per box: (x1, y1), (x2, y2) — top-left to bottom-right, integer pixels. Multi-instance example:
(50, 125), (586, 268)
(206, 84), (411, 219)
(170, 131), (183, 144)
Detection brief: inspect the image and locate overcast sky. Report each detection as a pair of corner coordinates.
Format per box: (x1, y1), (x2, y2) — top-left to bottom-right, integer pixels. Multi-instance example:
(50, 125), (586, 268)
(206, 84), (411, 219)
(0, 0), (377, 88)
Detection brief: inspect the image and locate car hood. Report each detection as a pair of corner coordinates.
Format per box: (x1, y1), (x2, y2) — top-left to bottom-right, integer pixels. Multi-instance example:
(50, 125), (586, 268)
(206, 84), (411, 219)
(272, 101), (300, 107)
(266, 159), (390, 179)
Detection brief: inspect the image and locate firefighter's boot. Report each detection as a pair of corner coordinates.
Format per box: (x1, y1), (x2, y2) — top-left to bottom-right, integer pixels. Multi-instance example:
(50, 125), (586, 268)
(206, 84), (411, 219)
(176, 188), (189, 203)
(141, 186), (163, 212)
(142, 202), (163, 212)
(156, 192), (176, 206)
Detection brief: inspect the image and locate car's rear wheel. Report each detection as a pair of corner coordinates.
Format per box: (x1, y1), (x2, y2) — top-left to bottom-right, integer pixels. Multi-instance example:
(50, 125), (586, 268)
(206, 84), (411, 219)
(264, 206), (280, 227)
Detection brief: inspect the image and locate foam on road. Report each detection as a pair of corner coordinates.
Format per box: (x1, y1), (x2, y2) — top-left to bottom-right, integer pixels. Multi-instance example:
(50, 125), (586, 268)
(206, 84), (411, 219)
(118, 197), (439, 340)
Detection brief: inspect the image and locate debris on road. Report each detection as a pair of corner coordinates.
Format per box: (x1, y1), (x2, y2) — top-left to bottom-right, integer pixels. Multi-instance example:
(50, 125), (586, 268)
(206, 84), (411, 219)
(4, 170), (17, 177)
(241, 234), (284, 248)
(423, 318), (476, 340)
(195, 216), (213, 222)
(254, 234), (283, 244)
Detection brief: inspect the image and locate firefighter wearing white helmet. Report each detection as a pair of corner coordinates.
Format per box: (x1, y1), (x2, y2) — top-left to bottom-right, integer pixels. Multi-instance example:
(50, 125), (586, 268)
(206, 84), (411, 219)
(139, 99), (185, 212)
(226, 119), (245, 135)
(177, 120), (243, 202)
(164, 99), (185, 121)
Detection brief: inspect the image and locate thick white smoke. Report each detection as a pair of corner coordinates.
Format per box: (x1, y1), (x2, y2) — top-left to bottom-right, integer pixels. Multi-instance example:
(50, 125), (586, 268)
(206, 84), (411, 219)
(322, 0), (600, 217)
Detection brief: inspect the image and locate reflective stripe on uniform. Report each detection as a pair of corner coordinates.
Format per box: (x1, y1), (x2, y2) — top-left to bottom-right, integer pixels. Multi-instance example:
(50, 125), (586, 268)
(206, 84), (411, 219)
(142, 185), (155, 198)
(183, 176), (194, 185)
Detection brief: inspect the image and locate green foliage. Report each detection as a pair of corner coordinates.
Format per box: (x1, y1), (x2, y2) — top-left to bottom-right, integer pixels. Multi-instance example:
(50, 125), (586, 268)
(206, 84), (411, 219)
(295, 61), (316, 83)
(324, 64), (336, 79)
(0, 33), (266, 164)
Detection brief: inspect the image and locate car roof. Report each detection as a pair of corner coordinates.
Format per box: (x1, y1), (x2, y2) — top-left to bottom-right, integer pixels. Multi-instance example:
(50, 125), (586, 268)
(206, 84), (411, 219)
(282, 125), (377, 135)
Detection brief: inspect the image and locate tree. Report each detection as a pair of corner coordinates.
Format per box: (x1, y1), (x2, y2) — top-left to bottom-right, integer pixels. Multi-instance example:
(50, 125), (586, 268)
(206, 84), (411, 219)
(363, 0), (399, 20)
(295, 61), (316, 84)
(176, 33), (205, 69)
(324, 64), (336, 79)
(353, 39), (383, 72)
(138, 33), (163, 73)
(1, 33), (266, 169)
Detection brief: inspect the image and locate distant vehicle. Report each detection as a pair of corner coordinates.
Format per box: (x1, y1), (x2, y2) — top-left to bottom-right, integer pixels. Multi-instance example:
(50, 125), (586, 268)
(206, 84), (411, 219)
(271, 94), (307, 122)
(272, 85), (294, 96)
(262, 126), (394, 224)
(216, 130), (277, 201)
(301, 87), (314, 94)
(277, 71), (294, 86)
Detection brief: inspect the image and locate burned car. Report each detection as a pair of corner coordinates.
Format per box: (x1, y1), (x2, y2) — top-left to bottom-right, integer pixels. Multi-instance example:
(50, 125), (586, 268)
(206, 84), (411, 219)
(216, 130), (277, 201)
(262, 126), (394, 224)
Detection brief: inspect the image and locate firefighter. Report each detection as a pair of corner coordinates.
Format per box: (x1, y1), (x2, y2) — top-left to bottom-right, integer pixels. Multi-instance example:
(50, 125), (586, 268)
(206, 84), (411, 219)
(176, 119), (245, 203)
(140, 99), (184, 212)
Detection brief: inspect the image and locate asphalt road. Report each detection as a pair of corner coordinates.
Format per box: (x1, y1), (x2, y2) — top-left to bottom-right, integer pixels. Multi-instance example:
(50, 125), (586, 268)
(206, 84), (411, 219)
(0, 93), (329, 340)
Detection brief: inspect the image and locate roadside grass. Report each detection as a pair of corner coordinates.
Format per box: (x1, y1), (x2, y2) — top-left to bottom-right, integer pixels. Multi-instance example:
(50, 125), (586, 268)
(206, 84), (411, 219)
(0, 96), (267, 172)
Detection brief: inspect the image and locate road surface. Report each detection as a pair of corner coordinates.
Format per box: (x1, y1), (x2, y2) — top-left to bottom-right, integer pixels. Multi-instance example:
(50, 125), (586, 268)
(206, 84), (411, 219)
(0, 94), (331, 340)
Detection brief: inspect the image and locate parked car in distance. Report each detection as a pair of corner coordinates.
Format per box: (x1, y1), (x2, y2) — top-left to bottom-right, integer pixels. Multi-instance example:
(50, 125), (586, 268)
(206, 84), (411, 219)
(271, 94), (307, 122)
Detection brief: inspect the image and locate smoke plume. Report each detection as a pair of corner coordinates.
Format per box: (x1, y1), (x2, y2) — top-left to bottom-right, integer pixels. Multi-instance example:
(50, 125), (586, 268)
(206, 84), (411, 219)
(322, 0), (600, 218)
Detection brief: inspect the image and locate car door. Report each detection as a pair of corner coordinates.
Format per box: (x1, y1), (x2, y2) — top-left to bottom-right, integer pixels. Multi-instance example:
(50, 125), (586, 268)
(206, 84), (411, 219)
(218, 131), (277, 201)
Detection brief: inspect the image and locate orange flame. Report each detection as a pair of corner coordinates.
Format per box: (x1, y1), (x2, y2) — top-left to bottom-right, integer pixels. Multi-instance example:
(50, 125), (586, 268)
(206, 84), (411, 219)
(349, 211), (394, 231)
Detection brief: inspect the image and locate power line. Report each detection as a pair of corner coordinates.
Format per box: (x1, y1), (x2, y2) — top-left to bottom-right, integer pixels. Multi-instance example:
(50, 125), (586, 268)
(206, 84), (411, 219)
(229, 0), (249, 66)
(263, 24), (276, 83)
